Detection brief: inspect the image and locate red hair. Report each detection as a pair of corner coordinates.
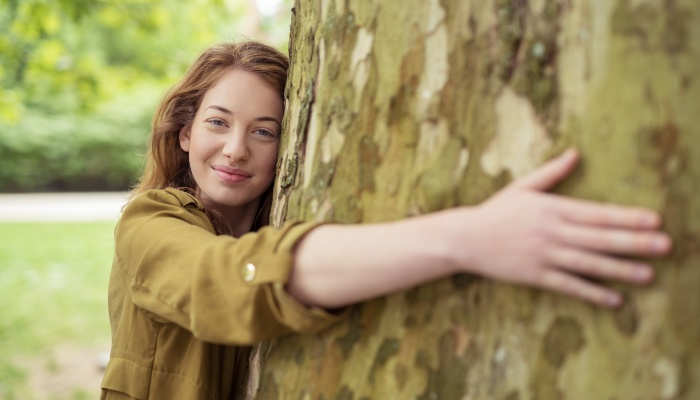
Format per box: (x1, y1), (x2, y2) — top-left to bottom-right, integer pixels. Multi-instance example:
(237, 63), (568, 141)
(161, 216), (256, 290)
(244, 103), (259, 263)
(134, 41), (288, 233)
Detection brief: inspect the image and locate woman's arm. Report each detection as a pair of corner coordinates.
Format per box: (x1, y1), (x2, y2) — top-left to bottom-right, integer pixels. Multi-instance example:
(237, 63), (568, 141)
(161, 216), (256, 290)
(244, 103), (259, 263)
(115, 189), (340, 344)
(288, 212), (460, 308)
(287, 149), (672, 309)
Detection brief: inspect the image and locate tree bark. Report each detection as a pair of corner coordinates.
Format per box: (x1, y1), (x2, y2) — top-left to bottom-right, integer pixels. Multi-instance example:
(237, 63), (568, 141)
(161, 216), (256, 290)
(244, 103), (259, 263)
(246, 0), (700, 398)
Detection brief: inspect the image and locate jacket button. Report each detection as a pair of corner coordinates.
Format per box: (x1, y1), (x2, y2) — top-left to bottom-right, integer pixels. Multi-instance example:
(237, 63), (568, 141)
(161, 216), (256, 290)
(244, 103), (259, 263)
(242, 263), (256, 282)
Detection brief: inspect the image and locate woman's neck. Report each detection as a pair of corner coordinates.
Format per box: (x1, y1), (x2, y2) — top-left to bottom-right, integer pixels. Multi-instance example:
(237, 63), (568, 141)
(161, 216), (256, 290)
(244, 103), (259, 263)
(220, 199), (260, 237)
(197, 190), (261, 237)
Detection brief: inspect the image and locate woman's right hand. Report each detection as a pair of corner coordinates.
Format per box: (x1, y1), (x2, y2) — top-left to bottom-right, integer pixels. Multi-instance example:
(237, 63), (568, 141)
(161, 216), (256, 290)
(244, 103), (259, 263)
(441, 149), (672, 308)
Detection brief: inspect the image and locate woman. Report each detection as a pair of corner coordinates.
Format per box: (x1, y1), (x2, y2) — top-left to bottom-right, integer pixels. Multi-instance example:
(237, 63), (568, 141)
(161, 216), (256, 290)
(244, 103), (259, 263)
(101, 42), (671, 399)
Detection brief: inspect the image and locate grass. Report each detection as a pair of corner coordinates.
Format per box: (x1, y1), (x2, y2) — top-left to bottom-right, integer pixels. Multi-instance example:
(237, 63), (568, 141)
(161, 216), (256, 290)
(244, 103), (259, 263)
(0, 222), (115, 399)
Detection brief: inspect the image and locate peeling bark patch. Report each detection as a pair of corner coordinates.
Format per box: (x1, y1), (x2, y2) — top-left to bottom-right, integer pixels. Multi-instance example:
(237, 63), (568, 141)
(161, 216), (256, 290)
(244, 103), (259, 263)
(417, 331), (469, 400)
(257, 371), (279, 399)
(495, 0), (528, 82)
(321, 125), (346, 164)
(612, 0), (690, 54)
(542, 316), (585, 368)
(661, 6), (689, 54)
(680, 75), (691, 90)
(653, 358), (680, 399)
(614, 297), (639, 336)
(414, 133), (465, 212)
(296, 80), (316, 159)
(404, 314), (417, 328)
(313, 162), (336, 192)
(351, 27), (373, 94)
(304, 105), (322, 189)
(454, 148), (470, 181)
(426, 0), (446, 33)
(394, 363), (408, 390)
(350, 28), (373, 70)
(637, 122), (681, 182)
(416, 23), (448, 116)
(415, 119), (449, 168)
(334, 385), (354, 400)
(504, 390), (521, 400)
(390, 42), (425, 127)
(452, 326), (471, 357)
(294, 346), (305, 366)
(359, 136), (380, 193)
(334, 308), (364, 358)
(494, 0), (564, 130)
(515, 37), (559, 125)
(489, 344), (509, 394)
(481, 87), (552, 178)
(280, 153), (299, 189)
(369, 337), (401, 383)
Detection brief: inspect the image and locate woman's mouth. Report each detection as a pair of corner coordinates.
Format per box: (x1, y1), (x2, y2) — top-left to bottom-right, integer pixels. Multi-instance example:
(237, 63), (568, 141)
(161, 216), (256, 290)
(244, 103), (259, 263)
(212, 166), (252, 183)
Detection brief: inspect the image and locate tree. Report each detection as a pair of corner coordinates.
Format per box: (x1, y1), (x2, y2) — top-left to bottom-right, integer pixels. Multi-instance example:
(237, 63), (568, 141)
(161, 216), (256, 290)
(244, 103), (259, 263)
(244, 0), (700, 398)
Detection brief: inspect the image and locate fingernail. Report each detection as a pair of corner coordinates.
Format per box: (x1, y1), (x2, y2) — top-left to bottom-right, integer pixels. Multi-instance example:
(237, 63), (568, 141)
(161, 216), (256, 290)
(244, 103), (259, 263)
(635, 267), (653, 281)
(644, 213), (660, 226)
(607, 294), (622, 307)
(654, 236), (670, 252)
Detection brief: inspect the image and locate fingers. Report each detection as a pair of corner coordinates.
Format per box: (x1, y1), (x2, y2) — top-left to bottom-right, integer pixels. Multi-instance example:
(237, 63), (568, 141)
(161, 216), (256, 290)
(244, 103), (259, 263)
(553, 222), (672, 257)
(554, 197), (662, 229)
(510, 148), (579, 191)
(538, 269), (622, 308)
(546, 246), (654, 284)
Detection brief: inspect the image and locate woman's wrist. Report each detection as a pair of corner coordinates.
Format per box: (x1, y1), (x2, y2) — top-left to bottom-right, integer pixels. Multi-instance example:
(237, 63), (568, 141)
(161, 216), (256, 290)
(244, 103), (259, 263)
(399, 208), (479, 277)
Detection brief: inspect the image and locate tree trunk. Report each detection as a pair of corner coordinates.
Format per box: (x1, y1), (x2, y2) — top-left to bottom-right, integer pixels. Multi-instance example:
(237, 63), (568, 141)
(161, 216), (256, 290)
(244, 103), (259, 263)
(246, 0), (700, 398)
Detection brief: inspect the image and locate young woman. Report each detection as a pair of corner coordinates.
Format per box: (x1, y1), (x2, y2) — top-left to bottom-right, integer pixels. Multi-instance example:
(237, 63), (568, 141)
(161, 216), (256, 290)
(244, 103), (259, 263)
(101, 42), (671, 399)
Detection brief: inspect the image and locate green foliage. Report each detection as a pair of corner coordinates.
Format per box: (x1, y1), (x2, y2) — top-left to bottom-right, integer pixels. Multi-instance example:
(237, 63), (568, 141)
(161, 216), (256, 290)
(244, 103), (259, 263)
(0, 85), (155, 191)
(0, 0), (292, 192)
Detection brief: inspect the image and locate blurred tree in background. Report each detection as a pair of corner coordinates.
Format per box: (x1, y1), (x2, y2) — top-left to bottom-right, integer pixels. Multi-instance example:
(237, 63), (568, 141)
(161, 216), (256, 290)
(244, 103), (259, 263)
(0, 0), (291, 192)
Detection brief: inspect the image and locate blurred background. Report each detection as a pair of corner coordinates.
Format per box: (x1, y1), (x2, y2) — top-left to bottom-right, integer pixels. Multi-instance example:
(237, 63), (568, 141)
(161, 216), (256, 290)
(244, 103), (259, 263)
(0, 0), (292, 398)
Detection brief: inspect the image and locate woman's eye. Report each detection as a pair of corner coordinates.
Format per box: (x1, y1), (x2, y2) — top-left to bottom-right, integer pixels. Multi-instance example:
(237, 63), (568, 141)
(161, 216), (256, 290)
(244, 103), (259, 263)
(206, 119), (227, 127)
(254, 129), (277, 138)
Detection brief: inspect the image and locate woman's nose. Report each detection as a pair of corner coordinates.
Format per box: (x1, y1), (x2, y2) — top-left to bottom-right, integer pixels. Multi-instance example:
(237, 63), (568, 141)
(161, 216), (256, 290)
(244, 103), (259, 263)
(221, 129), (249, 162)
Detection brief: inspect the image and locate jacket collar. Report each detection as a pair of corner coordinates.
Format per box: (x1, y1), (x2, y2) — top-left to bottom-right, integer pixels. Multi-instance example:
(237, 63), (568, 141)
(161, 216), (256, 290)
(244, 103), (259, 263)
(164, 187), (204, 210)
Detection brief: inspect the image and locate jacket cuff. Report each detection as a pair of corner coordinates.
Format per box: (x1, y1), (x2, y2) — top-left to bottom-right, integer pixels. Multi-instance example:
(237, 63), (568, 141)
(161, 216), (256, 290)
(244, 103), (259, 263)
(264, 220), (348, 333)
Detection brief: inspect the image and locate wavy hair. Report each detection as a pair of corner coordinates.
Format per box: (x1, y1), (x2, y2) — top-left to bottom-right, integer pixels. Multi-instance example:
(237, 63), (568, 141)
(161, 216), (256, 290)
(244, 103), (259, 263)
(133, 41), (288, 234)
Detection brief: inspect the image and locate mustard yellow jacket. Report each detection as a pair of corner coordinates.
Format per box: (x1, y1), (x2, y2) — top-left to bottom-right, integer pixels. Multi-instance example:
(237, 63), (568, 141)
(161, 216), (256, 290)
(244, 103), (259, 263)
(100, 188), (342, 399)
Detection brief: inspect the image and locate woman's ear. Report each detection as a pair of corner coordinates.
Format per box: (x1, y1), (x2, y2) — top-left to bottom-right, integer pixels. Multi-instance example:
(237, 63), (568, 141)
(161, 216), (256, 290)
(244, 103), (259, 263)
(178, 126), (191, 152)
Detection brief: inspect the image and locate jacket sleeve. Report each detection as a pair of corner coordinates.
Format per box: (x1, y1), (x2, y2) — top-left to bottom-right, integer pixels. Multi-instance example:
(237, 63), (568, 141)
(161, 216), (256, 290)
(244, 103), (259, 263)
(114, 189), (344, 345)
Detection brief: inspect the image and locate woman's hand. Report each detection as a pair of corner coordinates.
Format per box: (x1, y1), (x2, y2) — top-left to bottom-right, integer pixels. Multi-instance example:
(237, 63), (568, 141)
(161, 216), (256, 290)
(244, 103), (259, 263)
(289, 148), (671, 310)
(444, 149), (672, 308)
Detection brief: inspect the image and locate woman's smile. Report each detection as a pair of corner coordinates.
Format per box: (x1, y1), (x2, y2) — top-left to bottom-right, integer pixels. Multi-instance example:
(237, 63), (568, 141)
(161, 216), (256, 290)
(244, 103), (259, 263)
(212, 165), (252, 184)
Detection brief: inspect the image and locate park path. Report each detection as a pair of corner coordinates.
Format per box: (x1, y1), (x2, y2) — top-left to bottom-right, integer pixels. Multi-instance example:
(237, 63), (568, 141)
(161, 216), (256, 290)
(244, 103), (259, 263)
(0, 191), (129, 221)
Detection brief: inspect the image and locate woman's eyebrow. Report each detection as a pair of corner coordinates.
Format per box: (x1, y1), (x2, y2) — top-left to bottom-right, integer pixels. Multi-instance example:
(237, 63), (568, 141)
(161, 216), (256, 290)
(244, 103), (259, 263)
(206, 105), (280, 127)
(256, 116), (281, 128)
(207, 105), (233, 114)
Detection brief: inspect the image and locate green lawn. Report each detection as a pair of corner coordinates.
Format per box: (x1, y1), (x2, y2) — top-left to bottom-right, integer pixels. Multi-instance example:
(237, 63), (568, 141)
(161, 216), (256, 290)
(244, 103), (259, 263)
(0, 222), (115, 399)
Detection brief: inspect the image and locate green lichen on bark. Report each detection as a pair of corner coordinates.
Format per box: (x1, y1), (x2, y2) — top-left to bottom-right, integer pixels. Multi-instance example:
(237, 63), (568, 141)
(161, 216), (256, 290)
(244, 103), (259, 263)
(247, 0), (700, 399)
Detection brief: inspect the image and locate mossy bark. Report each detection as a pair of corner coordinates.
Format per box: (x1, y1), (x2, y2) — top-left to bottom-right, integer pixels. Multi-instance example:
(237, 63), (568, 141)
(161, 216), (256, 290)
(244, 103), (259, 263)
(244, 0), (700, 398)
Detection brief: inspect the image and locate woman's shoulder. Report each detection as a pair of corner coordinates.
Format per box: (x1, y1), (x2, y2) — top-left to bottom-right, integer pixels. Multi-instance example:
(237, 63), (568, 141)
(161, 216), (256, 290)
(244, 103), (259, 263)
(128, 187), (204, 210)
(114, 188), (215, 249)
(117, 187), (209, 231)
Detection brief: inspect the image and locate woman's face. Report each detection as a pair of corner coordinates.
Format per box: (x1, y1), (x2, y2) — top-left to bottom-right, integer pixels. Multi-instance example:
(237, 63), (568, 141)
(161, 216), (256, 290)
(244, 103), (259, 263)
(179, 68), (282, 216)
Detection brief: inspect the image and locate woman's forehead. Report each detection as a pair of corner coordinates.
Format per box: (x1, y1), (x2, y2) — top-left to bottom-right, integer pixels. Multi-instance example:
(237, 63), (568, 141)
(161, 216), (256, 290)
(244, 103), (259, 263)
(201, 69), (283, 118)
